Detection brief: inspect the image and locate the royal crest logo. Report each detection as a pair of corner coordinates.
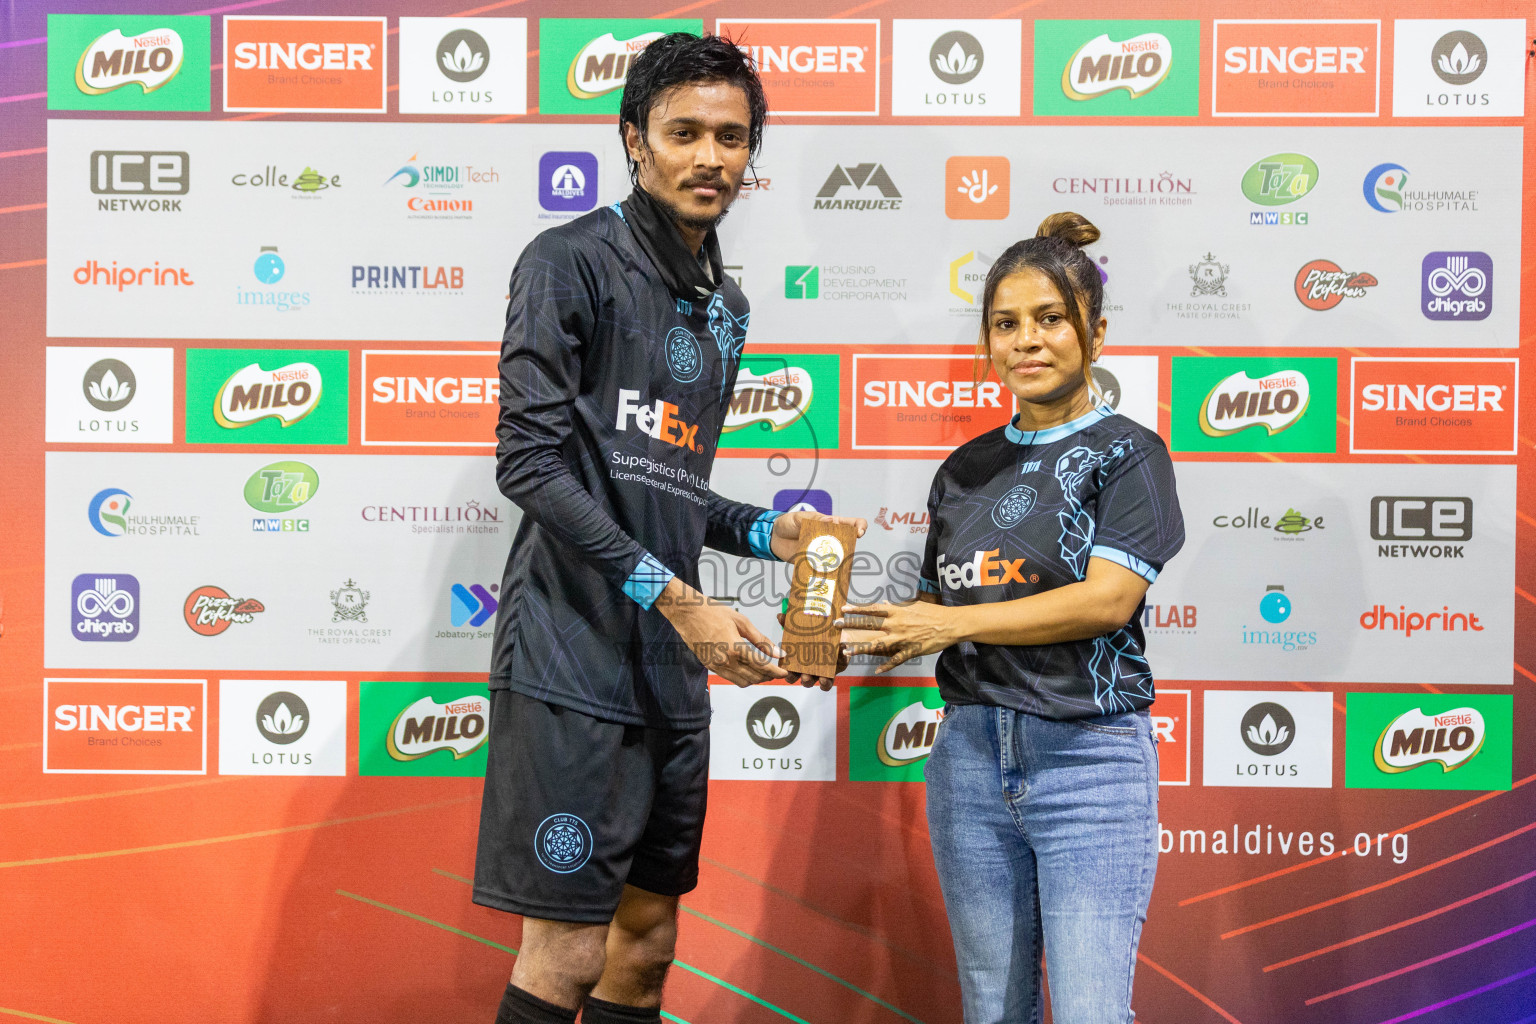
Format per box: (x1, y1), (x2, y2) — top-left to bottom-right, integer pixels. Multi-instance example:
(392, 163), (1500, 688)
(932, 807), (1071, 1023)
(1189, 253), (1229, 297)
(1062, 31), (1171, 99)
(1199, 370), (1310, 437)
(1375, 706), (1484, 773)
(992, 485), (1039, 528)
(725, 366), (812, 433)
(76, 27), (185, 95)
(184, 585), (264, 636)
(330, 579), (369, 622)
(664, 327), (702, 384)
(214, 362), (322, 428)
(386, 694), (489, 761)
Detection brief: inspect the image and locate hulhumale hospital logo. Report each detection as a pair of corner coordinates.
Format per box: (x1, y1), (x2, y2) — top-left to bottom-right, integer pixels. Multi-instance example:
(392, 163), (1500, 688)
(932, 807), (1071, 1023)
(535, 813), (593, 873)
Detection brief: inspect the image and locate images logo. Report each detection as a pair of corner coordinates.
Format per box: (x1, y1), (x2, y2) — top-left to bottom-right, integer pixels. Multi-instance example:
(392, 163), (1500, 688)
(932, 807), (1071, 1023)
(359, 682), (490, 777)
(784, 265), (819, 299)
(90, 151), (188, 212)
(1363, 162), (1408, 211)
(1422, 252), (1491, 321)
(1241, 153), (1318, 206)
(1346, 693), (1511, 791)
(71, 574), (139, 642)
(850, 686), (944, 779)
(539, 19), (701, 114)
(1241, 583), (1316, 651)
(47, 15), (211, 111)
(185, 348), (349, 445)
(1350, 357), (1516, 455)
(1213, 20), (1379, 116)
(813, 163), (902, 211)
(945, 157), (1009, 220)
(1259, 585), (1291, 623)
(87, 488), (133, 536)
(539, 151), (598, 213)
(718, 19), (879, 115)
(238, 246), (311, 313)
(1034, 20), (1200, 115)
(449, 583), (498, 628)
(184, 585), (264, 635)
(45, 679), (206, 774)
(1198, 369), (1309, 436)
(1295, 260), (1378, 310)
(224, 16), (387, 112)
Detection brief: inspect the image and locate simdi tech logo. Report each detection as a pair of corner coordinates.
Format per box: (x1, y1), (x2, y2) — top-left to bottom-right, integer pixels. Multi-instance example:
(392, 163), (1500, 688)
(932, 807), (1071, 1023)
(44, 679), (206, 774)
(47, 14), (211, 111)
(184, 348), (349, 445)
(539, 19), (701, 114)
(1171, 356), (1337, 454)
(398, 17), (528, 115)
(359, 682), (490, 777)
(849, 686), (945, 781)
(1345, 693), (1511, 791)
(1350, 357), (1517, 456)
(224, 16), (387, 113)
(717, 19), (880, 115)
(1212, 20), (1380, 116)
(719, 353), (840, 451)
(1033, 20), (1200, 116)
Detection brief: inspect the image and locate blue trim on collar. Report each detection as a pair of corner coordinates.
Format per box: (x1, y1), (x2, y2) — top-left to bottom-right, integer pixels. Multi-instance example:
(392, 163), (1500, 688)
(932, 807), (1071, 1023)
(609, 201), (626, 221)
(1004, 405), (1114, 446)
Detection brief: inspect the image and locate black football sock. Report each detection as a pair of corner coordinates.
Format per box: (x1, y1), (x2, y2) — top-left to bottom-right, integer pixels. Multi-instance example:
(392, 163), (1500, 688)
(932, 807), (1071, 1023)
(495, 982), (578, 1024)
(581, 995), (662, 1024)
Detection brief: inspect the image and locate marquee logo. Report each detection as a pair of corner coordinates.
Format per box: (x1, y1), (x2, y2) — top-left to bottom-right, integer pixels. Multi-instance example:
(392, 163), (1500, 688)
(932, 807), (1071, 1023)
(1213, 20), (1379, 116)
(1173, 357), (1336, 454)
(386, 694), (490, 761)
(1347, 693), (1510, 791)
(71, 574), (139, 642)
(215, 362), (321, 428)
(1199, 370), (1309, 436)
(718, 19), (879, 115)
(1421, 252), (1492, 321)
(813, 163), (902, 211)
(184, 585), (264, 636)
(725, 366), (812, 434)
(1350, 357), (1516, 455)
(1295, 260), (1377, 310)
(45, 679), (206, 774)
(224, 16), (387, 113)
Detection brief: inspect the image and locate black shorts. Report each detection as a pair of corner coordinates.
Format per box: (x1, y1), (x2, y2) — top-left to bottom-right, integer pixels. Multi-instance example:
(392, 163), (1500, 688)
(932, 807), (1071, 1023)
(472, 689), (709, 923)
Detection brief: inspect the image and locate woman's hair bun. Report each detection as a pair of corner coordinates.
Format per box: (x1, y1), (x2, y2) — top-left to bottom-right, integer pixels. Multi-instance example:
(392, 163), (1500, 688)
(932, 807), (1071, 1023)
(1035, 211), (1101, 249)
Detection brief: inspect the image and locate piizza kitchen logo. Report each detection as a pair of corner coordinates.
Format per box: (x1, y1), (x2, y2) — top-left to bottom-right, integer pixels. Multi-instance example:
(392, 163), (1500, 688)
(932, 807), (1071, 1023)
(1202, 691), (1334, 788)
(1392, 20), (1527, 118)
(849, 686), (945, 781)
(539, 19), (701, 114)
(184, 348), (349, 445)
(184, 585), (265, 636)
(1033, 20), (1200, 116)
(398, 17), (528, 115)
(708, 686), (837, 781)
(1295, 259), (1377, 311)
(853, 353), (1009, 452)
(359, 682), (490, 777)
(892, 19), (1022, 117)
(1346, 694), (1511, 791)
(47, 15), (211, 111)
(224, 16), (387, 113)
(1213, 20), (1380, 116)
(1172, 357), (1337, 454)
(1242, 152), (1318, 226)
(719, 353), (839, 451)
(45, 679), (206, 774)
(718, 19), (879, 115)
(362, 349), (499, 447)
(1350, 357), (1517, 456)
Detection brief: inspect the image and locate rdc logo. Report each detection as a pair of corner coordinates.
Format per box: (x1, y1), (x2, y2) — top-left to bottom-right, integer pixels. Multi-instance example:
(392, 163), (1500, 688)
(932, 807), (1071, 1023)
(1422, 252), (1492, 321)
(534, 813), (593, 873)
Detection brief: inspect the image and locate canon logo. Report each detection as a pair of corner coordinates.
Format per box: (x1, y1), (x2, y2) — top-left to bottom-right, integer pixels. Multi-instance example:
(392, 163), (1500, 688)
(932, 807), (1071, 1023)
(1222, 45), (1366, 74)
(233, 41), (372, 71)
(1359, 383), (1502, 413)
(862, 380), (1003, 408)
(54, 704), (194, 732)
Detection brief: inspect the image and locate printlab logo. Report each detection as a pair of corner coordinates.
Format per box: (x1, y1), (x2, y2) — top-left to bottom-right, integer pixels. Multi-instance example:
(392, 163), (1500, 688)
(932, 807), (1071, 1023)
(90, 151), (188, 212)
(1421, 252), (1491, 321)
(184, 585), (264, 636)
(437, 28), (489, 82)
(930, 31), (983, 84)
(1431, 31), (1486, 85)
(813, 163), (902, 210)
(449, 583), (498, 628)
(535, 813), (593, 873)
(1295, 260), (1377, 310)
(539, 151), (598, 214)
(746, 695), (799, 750)
(83, 359), (136, 412)
(256, 691), (309, 744)
(71, 574), (139, 642)
(945, 156), (1008, 219)
(1240, 702), (1295, 756)
(330, 579), (370, 622)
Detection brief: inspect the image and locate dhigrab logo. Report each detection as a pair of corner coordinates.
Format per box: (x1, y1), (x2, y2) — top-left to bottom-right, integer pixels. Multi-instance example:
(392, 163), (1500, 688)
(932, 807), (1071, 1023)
(1421, 252), (1491, 321)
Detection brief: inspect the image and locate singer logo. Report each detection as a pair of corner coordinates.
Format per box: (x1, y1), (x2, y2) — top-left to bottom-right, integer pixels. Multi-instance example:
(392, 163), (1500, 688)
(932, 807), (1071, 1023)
(1152, 690), (1190, 785)
(362, 350), (499, 446)
(853, 354), (1009, 451)
(224, 16), (387, 112)
(615, 389), (702, 452)
(945, 156), (1010, 219)
(718, 20), (879, 114)
(1199, 370), (1308, 437)
(1213, 20), (1379, 115)
(45, 679), (206, 774)
(1350, 357), (1517, 455)
(214, 362), (322, 428)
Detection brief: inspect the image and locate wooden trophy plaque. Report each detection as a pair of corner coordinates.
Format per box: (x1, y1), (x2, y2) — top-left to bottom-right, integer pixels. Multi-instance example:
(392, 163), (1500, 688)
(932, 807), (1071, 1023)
(781, 520), (859, 678)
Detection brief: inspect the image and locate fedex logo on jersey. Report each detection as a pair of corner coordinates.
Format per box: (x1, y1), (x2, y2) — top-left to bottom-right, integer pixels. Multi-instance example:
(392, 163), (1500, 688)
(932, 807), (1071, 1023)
(616, 389), (702, 452)
(937, 549), (1034, 591)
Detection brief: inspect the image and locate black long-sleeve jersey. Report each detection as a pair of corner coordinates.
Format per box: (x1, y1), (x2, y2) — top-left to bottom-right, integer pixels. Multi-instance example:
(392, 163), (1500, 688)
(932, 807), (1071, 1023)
(490, 196), (777, 729)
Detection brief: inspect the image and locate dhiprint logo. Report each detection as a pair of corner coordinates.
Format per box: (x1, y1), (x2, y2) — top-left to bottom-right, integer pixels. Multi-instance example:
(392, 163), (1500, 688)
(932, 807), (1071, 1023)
(1240, 702), (1295, 756)
(1295, 260), (1377, 311)
(1203, 691), (1333, 788)
(387, 694), (490, 761)
(87, 488), (133, 537)
(90, 151), (188, 212)
(717, 19), (880, 115)
(1430, 31), (1486, 85)
(813, 163), (902, 211)
(1421, 252), (1491, 321)
(539, 151), (598, 213)
(256, 691), (309, 744)
(945, 156), (1009, 220)
(1363, 163), (1409, 212)
(184, 585), (264, 636)
(83, 359), (136, 412)
(47, 15), (210, 112)
(437, 28), (488, 82)
(991, 485), (1038, 529)
(746, 695), (799, 750)
(72, 259), (193, 291)
(1359, 603), (1482, 638)
(892, 19), (1022, 116)
(449, 583), (498, 628)
(71, 574), (139, 642)
(1347, 693), (1511, 791)
(930, 31), (983, 84)
(534, 813), (593, 873)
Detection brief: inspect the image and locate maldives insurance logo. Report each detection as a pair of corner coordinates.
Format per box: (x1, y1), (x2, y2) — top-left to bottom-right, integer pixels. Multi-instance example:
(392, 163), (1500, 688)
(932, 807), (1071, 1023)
(539, 19), (701, 114)
(1033, 20), (1199, 115)
(1172, 357), (1336, 453)
(47, 14), (211, 111)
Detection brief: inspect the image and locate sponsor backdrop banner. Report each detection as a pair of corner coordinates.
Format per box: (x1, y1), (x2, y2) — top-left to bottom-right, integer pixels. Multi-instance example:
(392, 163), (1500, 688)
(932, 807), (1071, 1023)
(2, 3), (1532, 1024)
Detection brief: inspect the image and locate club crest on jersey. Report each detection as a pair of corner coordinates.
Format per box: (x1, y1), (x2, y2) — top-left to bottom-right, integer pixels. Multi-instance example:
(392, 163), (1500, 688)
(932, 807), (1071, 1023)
(616, 389), (702, 452)
(992, 485), (1039, 528)
(664, 327), (702, 384)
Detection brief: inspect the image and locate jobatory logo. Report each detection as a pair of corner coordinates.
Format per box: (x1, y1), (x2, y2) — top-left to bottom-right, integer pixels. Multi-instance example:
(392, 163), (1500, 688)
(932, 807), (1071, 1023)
(224, 16), (388, 113)
(71, 574), (139, 642)
(538, 19), (701, 114)
(1241, 152), (1318, 226)
(185, 348), (348, 445)
(449, 583), (499, 629)
(90, 151), (188, 212)
(1295, 260), (1378, 310)
(709, 685), (836, 780)
(1346, 693), (1511, 791)
(362, 349), (499, 447)
(184, 585), (264, 636)
(1393, 21), (1525, 117)
(219, 680), (346, 775)
(1421, 252), (1492, 321)
(1203, 690), (1333, 788)
(813, 163), (902, 211)
(1213, 20), (1379, 116)
(945, 157), (1009, 219)
(1371, 496), (1472, 558)
(539, 151), (599, 214)
(398, 18), (526, 114)
(1152, 690), (1190, 785)
(718, 19), (880, 115)
(47, 15), (210, 111)
(720, 353), (839, 451)
(892, 19), (1022, 116)
(849, 686), (945, 780)
(47, 347), (174, 444)
(1350, 357), (1517, 456)
(853, 354), (1008, 451)
(1034, 20), (1200, 115)
(359, 682), (490, 777)
(45, 679), (206, 774)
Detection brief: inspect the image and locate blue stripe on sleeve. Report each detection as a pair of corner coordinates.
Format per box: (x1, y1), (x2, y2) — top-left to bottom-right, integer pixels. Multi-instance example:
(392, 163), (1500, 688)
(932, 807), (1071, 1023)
(623, 552), (675, 609)
(918, 577), (940, 595)
(749, 510), (783, 560)
(1090, 545), (1158, 582)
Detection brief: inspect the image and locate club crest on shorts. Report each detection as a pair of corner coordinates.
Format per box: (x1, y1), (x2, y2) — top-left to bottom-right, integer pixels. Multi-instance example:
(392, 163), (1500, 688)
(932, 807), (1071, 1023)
(992, 485), (1038, 528)
(664, 327), (703, 383)
(534, 812), (593, 873)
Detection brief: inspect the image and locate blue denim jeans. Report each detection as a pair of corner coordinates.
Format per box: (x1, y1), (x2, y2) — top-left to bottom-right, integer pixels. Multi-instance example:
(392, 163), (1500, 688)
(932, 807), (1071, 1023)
(924, 702), (1159, 1024)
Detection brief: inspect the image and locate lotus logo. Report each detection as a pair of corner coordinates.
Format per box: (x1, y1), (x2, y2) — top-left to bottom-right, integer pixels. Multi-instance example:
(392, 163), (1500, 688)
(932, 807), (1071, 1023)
(1240, 702), (1296, 756)
(256, 691), (309, 745)
(1430, 31), (1486, 86)
(929, 31), (983, 85)
(746, 696), (800, 751)
(83, 358), (136, 411)
(1375, 706), (1485, 773)
(437, 29), (489, 83)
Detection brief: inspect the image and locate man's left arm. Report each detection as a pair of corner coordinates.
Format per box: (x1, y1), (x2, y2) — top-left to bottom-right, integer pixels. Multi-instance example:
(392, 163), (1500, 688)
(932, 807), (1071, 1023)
(703, 492), (781, 561)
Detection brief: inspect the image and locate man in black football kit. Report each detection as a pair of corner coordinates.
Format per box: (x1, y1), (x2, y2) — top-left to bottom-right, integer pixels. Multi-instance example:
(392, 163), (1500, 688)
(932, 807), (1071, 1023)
(475, 34), (863, 1024)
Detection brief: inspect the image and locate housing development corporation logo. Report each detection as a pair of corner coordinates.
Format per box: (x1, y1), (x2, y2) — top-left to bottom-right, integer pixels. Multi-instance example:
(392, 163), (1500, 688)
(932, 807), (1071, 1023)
(892, 19), (1022, 116)
(224, 16), (388, 113)
(1295, 260), (1378, 310)
(1350, 357), (1516, 455)
(1346, 693), (1510, 791)
(47, 15), (211, 111)
(718, 19), (880, 115)
(71, 574), (139, 642)
(538, 19), (700, 114)
(359, 682), (490, 777)
(1034, 20), (1199, 115)
(1213, 20), (1379, 116)
(1421, 252), (1492, 321)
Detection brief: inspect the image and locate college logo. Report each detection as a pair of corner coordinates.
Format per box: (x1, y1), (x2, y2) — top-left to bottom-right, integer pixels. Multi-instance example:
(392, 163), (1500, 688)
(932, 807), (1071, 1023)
(449, 583), (498, 629)
(892, 19), (1022, 116)
(991, 486), (1038, 529)
(538, 19), (701, 114)
(1203, 690), (1333, 787)
(1350, 357), (1516, 455)
(535, 813), (593, 873)
(399, 18), (526, 114)
(220, 680), (346, 775)
(71, 574), (139, 642)
(214, 361), (321, 428)
(90, 151), (188, 212)
(1213, 20), (1379, 116)
(1212, 505), (1325, 537)
(45, 679), (206, 774)
(718, 19), (879, 115)
(1346, 693), (1511, 791)
(1151, 690), (1190, 785)
(47, 15), (210, 111)
(359, 683), (491, 777)
(224, 16), (388, 112)
(720, 354), (840, 450)
(361, 349), (499, 447)
(1371, 496), (1471, 558)
(387, 693), (490, 761)
(854, 354), (1008, 451)
(813, 163), (902, 211)
(1034, 20), (1199, 115)
(186, 349), (348, 445)
(47, 347), (174, 444)
(1422, 252), (1492, 321)
(184, 585), (264, 636)
(539, 151), (599, 214)
(231, 165), (341, 195)
(1295, 260), (1377, 310)
(945, 157), (1009, 219)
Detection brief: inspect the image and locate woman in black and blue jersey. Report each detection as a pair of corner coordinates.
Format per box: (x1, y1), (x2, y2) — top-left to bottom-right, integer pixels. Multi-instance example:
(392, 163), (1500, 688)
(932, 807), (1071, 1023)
(842, 212), (1185, 1024)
